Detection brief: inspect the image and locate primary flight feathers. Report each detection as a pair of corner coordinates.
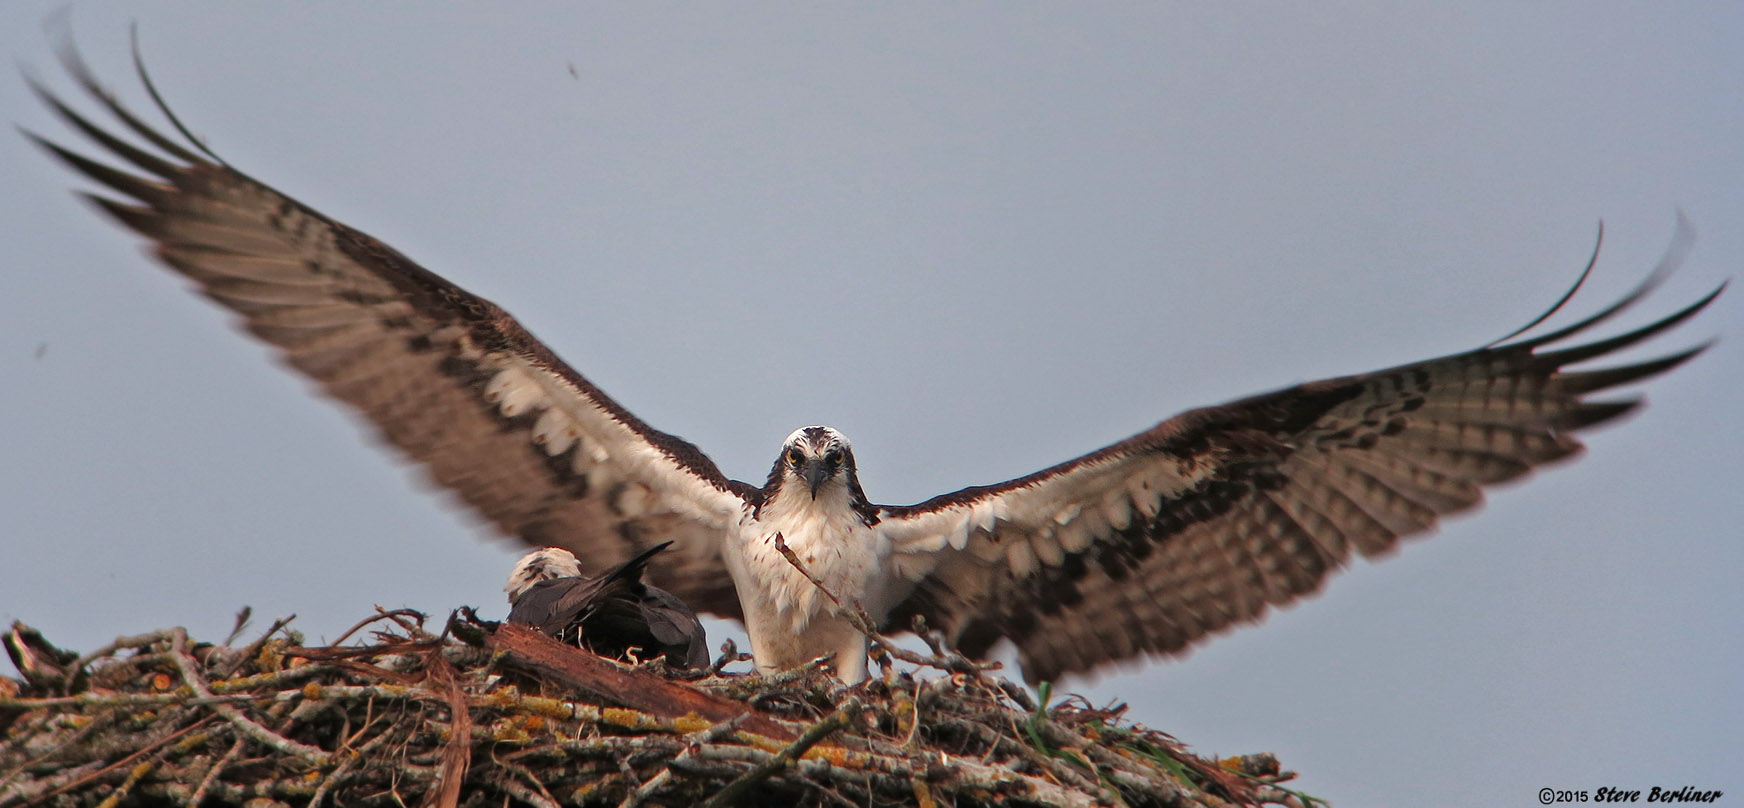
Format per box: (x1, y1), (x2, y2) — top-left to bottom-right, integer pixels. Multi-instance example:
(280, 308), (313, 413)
(27, 48), (1721, 684)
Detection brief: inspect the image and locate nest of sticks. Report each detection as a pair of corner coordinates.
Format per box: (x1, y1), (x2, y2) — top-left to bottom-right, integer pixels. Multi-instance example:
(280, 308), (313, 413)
(1, 608), (1322, 808)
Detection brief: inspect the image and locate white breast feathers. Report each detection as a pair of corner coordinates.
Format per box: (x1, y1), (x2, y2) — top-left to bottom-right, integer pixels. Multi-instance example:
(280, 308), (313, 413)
(726, 481), (891, 682)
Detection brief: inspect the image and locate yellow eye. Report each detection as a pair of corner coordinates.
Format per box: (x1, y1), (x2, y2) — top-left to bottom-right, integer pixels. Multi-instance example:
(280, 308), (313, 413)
(824, 450), (842, 465)
(787, 449), (805, 466)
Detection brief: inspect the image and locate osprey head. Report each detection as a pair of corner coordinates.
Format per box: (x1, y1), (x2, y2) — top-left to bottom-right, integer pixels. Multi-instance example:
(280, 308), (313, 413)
(777, 426), (855, 499)
(505, 546), (584, 601)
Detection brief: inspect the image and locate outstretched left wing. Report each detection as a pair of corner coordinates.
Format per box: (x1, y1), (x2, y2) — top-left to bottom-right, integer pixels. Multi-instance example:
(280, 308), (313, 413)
(877, 248), (1719, 683)
(26, 51), (756, 618)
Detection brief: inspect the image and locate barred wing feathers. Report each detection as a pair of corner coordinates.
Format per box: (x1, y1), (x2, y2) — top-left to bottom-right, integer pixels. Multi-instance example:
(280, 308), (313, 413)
(879, 254), (1720, 683)
(27, 60), (753, 618)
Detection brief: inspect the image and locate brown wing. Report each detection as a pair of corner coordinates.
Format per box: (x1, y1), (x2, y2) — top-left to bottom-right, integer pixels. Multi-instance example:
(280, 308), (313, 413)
(877, 237), (1720, 683)
(27, 51), (752, 618)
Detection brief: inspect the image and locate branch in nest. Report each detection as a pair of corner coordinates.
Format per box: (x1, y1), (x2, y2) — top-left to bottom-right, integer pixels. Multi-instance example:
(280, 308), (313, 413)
(168, 627), (328, 764)
(770, 535), (995, 680)
(699, 696), (860, 808)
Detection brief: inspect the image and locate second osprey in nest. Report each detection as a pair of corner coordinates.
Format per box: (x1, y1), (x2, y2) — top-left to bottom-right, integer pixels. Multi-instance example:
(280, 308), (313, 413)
(506, 543), (710, 670)
(26, 51), (1722, 684)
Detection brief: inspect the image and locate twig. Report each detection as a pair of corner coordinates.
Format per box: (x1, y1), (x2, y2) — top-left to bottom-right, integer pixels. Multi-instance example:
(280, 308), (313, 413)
(0, 679), (439, 715)
(377, 607), (432, 640)
(618, 714), (749, 808)
(490, 757), (562, 808)
(0, 708), (115, 790)
(0, 761), (105, 807)
(168, 628), (329, 763)
(913, 621), (1002, 675)
(23, 716), (209, 806)
(310, 709), (405, 808)
(772, 536), (1001, 680)
(772, 534), (905, 680)
(332, 608), (430, 648)
(691, 742), (1108, 808)
(188, 735), (245, 808)
(222, 606), (254, 646)
(771, 535), (881, 638)
(492, 773), (562, 808)
(698, 696), (860, 808)
(67, 628), (175, 680)
(707, 637), (751, 675)
(90, 756), (153, 808)
(219, 614), (296, 678)
(500, 734), (687, 763)
(422, 650), (471, 808)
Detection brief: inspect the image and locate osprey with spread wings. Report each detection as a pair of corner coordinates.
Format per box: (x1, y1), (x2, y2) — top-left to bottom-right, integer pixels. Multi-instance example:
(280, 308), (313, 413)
(26, 52), (1721, 684)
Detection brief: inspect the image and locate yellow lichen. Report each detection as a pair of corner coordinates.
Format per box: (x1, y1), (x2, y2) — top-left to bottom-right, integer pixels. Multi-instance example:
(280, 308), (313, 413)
(570, 782), (608, 803)
(491, 719), (533, 744)
(801, 745), (876, 769)
(520, 695), (577, 720)
(255, 641), (284, 671)
(169, 731), (211, 755)
(912, 778), (939, 808)
(744, 733), (787, 754)
(92, 761), (156, 808)
(672, 712), (712, 734)
(601, 706), (667, 730)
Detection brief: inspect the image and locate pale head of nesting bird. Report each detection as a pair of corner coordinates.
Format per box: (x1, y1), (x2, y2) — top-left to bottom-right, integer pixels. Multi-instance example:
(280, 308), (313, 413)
(767, 425), (863, 501)
(504, 546), (585, 601)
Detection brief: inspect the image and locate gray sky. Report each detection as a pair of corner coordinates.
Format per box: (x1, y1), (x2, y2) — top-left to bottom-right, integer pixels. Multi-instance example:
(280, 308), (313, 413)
(2, 5), (1739, 806)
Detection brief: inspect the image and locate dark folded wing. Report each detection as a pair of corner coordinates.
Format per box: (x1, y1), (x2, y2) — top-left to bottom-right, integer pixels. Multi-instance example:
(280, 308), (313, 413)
(640, 586), (711, 669)
(27, 53), (751, 618)
(506, 577), (606, 638)
(878, 237), (1720, 683)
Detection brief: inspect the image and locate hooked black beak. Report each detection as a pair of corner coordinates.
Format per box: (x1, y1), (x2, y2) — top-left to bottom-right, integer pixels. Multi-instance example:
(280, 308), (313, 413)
(803, 459), (831, 498)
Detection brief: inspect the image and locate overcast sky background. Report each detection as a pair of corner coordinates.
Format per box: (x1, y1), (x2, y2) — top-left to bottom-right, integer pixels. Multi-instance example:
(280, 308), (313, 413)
(2, 5), (1739, 806)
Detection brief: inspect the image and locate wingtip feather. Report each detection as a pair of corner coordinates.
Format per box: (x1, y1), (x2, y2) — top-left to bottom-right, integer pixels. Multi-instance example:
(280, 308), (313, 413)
(1556, 344), (1712, 396)
(1486, 220), (1604, 347)
(80, 192), (159, 235)
(1536, 282), (1725, 369)
(29, 132), (168, 204)
(1556, 399), (1641, 432)
(1502, 216), (1701, 353)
